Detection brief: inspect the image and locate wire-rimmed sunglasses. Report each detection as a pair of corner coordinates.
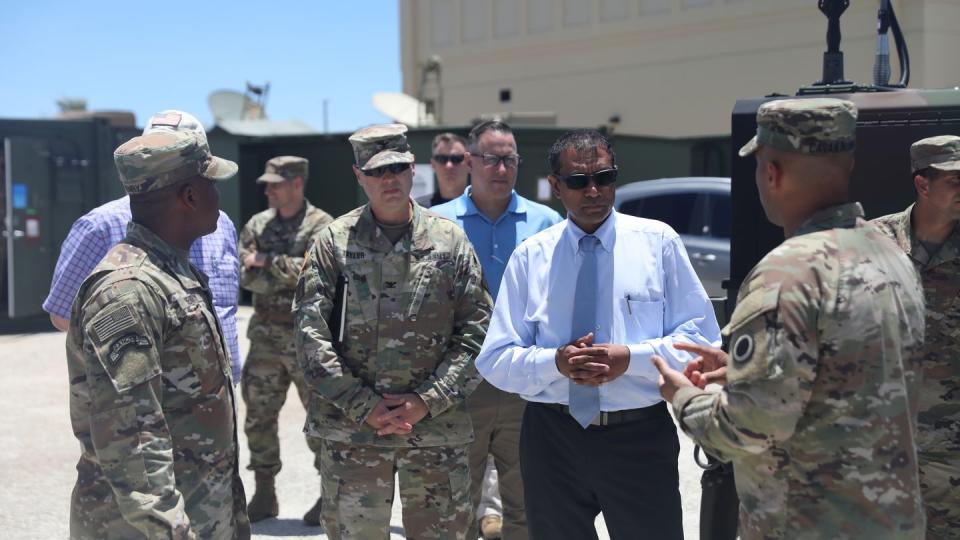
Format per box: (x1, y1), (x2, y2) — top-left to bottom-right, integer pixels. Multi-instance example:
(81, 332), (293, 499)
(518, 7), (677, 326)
(432, 154), (466, 165)
(361, 163), (411, 178)
(555, 167), (618, 190)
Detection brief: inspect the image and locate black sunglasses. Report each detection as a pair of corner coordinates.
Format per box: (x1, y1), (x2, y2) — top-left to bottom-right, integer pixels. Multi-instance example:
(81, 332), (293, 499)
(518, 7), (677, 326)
(361, 162), (411, 178)
(432, 154), (466, 165)
(556, 167), (618, 190)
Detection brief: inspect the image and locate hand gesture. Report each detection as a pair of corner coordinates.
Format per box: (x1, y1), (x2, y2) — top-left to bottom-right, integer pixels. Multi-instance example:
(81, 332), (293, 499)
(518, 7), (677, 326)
(651, 355), (694, 402)
(674, 342), (729, 389)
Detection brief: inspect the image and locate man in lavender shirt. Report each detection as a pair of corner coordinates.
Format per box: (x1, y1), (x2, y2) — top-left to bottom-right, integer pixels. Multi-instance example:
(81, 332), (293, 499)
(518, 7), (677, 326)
(43, 110), (242, 380)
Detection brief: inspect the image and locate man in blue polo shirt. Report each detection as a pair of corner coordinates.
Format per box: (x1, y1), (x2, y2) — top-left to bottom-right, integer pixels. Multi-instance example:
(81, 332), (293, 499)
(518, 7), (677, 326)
(432, 120), (561, 540)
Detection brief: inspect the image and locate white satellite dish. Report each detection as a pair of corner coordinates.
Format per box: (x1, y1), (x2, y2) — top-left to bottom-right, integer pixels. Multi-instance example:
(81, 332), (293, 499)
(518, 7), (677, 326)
(209, 90), (259, 122)
(209, 91), (246, 121)
(373, 92), (434, 127)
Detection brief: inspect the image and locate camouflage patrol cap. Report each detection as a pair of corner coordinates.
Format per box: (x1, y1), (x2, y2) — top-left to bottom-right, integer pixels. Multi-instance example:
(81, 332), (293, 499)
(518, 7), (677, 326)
(257, 155), (309, 183)
(349, 123), (415, 170)
(739, 98), (858, 157)
(114, 131), (237, 195)
(143, 110), (209, 148)
(910, 135), (960, 173)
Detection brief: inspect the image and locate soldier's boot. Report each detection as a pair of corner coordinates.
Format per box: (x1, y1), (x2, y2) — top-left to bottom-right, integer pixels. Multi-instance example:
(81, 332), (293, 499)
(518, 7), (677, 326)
(302, 495), (323, 526)
(247, 472), (279, 522)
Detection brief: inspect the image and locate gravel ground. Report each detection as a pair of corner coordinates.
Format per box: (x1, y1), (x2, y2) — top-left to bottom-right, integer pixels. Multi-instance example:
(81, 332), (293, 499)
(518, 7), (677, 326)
(0, 306), (703, 539)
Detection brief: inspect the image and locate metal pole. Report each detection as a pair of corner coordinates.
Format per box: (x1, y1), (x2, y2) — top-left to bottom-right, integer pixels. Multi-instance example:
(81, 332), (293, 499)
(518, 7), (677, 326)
(323, 99), (329, 134)
(4, 138), (15, 318)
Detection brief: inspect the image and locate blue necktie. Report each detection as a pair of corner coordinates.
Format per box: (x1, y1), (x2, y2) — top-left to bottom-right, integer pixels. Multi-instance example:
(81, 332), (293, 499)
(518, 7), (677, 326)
(569, 235), (601, 428)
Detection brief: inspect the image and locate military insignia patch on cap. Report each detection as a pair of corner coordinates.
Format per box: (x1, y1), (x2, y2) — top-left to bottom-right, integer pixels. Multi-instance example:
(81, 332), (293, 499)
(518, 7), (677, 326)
(148, 112), (182, 128)
(732, 334), (754, 363)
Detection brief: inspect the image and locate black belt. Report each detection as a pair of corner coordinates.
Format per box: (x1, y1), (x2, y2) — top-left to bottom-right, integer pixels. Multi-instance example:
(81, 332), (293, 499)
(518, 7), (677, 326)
(539, 401), (666, 427)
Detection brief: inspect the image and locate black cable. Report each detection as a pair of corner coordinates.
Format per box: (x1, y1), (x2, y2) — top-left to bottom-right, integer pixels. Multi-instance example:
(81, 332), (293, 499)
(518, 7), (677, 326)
(873, 0), (891, 86)
(888, 0), (910, 87)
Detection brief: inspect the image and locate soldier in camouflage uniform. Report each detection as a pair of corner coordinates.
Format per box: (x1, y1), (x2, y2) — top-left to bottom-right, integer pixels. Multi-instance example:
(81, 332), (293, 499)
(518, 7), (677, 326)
(293, 123), (493, 539)
(239, 156), (333, 524)
(653, 98), (928, 539)
(67, 128), (249, 539)
(872, 135), (960, 539)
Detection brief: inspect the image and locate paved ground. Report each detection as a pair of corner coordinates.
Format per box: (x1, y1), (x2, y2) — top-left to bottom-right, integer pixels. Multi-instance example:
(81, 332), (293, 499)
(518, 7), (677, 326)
(0, 306), (703, 538)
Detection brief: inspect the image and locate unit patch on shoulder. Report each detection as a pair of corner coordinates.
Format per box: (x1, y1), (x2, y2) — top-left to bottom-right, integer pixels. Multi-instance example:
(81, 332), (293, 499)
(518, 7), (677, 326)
(108, 333), (151, 364)
(732, 334), (754, 363)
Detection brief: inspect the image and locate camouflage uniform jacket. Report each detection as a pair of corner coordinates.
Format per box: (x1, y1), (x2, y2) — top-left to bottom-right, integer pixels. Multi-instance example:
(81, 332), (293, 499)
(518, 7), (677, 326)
(67, 222), (249, 540)
(873, 206), (960, 468)
(672, 203), (927, 539)
(293, 202), (492, 447)
(240, 200), (333, 345)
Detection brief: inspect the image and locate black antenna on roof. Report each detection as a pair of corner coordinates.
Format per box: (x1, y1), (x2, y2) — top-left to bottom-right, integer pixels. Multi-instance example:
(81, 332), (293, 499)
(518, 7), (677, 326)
(815, 0), (851, 86)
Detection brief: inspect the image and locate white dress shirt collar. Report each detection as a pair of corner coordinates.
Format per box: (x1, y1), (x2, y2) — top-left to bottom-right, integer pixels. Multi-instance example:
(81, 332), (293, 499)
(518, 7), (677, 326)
(562, 209), (617, 254)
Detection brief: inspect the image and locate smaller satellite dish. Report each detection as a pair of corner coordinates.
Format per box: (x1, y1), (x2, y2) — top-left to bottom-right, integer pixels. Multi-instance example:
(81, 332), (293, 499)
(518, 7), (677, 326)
(373, 92), (433, 127)
(209, 90), (249, 122)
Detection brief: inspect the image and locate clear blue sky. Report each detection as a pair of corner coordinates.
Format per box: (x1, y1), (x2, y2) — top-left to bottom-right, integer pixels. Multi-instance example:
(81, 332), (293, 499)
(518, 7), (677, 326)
(0, 1), (399, 133)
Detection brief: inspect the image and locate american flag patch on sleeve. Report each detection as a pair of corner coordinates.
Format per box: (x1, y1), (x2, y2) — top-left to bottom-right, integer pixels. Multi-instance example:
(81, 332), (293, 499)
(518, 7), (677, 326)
(91, 305), (138, 343)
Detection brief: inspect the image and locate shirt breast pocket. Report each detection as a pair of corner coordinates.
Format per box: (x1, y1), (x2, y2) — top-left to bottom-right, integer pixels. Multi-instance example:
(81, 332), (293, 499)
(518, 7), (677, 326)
(621, 298), (664, 341)
(407, 257), (455, 322)
(169, 294), (226, 393)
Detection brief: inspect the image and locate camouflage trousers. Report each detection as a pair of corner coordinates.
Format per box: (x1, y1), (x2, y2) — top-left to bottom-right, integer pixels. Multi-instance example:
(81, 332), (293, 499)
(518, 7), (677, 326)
(241, 340), (322, 475)
(70, 458), (155, 540)
(920, 457), (960, 539)
(319, 440), (472, 540)
(70, 456), (248, 540)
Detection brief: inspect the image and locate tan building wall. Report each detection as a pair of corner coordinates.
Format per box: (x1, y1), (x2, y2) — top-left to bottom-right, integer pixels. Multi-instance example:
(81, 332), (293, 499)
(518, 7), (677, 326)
(400, 0), (960, 137)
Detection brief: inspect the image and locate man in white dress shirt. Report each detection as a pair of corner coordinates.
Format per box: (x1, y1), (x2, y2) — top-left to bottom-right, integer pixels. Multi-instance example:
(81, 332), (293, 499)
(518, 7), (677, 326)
(475, 129), (721, 540)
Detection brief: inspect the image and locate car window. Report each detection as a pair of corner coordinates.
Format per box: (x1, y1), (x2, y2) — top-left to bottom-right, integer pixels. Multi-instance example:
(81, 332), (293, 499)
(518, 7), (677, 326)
(707, 194), (731, 239)
(621, 193), (699, 236)
(619, 197), (645, 219)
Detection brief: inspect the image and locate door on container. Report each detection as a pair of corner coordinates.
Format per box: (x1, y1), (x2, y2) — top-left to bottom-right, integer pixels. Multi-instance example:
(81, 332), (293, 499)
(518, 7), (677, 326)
(3, 137), (54, 318)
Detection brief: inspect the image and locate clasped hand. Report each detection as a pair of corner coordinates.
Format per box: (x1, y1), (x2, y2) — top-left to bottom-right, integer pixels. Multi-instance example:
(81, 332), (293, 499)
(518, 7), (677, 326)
(242, 251), (268, 270)
(364, 393), (429, 436)
(555, 333), (630, 386)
